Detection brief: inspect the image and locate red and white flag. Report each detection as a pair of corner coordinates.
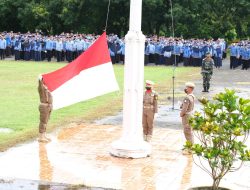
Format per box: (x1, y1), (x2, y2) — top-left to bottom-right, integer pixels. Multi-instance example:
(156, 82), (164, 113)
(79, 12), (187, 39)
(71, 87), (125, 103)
(41, 32), (119, 110)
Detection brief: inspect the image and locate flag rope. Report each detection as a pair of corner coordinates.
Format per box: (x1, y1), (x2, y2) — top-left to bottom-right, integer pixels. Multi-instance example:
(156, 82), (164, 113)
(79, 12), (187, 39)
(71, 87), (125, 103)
(104, 0), (111, 31)
(169, 0), (177, 110)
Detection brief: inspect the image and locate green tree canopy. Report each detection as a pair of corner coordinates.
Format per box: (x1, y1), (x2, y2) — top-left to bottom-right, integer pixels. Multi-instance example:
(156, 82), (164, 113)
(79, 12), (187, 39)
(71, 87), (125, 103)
(0, 0), (249, 39)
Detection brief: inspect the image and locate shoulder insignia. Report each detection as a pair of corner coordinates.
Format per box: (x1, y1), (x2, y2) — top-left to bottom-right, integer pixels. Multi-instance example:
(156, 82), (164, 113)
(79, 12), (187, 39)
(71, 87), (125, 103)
(154, 94), (158, 100)
(153, 91), (158, 100)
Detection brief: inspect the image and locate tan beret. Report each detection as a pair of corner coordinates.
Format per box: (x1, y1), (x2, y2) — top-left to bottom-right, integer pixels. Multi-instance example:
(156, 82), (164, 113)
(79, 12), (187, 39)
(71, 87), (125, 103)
(146, 80), (154, 87)
(185, 82), (195, 88)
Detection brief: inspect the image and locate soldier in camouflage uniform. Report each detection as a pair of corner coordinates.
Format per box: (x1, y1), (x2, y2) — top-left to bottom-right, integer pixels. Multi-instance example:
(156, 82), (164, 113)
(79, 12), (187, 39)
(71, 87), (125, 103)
(142, 80), (158, 142)
(38, 76), (53, 143)
(201, 52), (214, 92)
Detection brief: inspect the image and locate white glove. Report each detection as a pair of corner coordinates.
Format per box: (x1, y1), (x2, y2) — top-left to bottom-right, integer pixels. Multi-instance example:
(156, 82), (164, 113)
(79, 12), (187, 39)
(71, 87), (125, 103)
(38, 74), (43, 81)
(155, 113), (159, 117)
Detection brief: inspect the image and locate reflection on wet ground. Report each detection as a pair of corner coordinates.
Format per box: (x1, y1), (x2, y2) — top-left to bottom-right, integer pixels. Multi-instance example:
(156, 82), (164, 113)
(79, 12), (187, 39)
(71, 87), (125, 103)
(0, 178), (113, 190)
(0, 128), (13, 133)
(0, 123), (249, 190)
(0, 61), (249, 190)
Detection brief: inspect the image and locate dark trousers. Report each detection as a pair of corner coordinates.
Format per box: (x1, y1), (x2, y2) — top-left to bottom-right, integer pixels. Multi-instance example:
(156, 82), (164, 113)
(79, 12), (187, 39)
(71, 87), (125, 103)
(237, 56), (242, 67)
(72, 51), (77, 61)
(5, 46), (11, 57)
(0, 49), (5, 59)
(215, 57), (222, 68)
(230, 56), (237, 69)
(24, 51), (30, 60)
(66, 51), (72, 62)
(164, 57), (172, 65)
(149, 53), (155, 63)
(242, 59), (249, 70)
(41, 51), (46, 61)
(47, 50), (52, 62)
(120, 54), (125, 64)
(15, 50), (20, 60)
(159, 55), (164, 65)
(192, 57), (200, 67)
(30, 50), (35, 60)
(155, 54), (160, 65)
(115, 54), (121, 63)
(77, 50), (83, 57)
(56, 51), (62, 62)
(11, 47), (14, 56)
(111, 56), (116, 64)
(180, 53), (184, 62)
(144, 55), (149, 65)
(171, 54), (179, 66)
(183, 57), (190, 66)
(35, 51), (41, 61)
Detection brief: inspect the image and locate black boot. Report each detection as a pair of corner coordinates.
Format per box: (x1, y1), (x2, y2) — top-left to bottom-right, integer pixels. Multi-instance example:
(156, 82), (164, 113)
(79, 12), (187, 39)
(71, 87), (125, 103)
(202, 86), (207, 92)
(207, 85), (210, 92)
(202, 86), (206, 92)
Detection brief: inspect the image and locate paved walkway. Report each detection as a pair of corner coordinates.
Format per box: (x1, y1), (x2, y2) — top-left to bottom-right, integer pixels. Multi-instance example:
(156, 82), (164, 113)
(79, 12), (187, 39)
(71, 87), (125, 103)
(0, 59), (249, 190)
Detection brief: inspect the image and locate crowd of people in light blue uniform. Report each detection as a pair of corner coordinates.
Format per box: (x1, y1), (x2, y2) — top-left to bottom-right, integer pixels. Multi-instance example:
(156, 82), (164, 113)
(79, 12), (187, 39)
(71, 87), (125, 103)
(0, 31), (249, 70)
(228, 41), (250, 70)
(0, 31), (99, 63)
(144, 36), (227, 68)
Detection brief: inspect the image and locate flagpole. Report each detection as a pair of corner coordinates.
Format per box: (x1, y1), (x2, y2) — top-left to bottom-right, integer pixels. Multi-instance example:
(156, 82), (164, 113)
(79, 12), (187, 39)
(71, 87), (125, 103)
(110, 0), (151, 158)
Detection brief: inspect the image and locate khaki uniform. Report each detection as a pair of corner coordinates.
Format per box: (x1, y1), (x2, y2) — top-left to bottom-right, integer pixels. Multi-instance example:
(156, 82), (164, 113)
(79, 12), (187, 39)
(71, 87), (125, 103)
(142, 90), (158, 138)
(180, 93), (195, 144)
(38, 80), (53, 133)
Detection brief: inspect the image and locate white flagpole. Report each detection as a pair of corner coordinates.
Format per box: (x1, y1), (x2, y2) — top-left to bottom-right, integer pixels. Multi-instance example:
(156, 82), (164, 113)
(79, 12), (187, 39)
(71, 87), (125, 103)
(110, 0), (151, 158)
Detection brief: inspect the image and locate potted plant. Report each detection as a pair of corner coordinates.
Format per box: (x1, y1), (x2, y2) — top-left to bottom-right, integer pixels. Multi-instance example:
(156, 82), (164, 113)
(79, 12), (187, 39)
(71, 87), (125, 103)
(185, 89), (250, 190)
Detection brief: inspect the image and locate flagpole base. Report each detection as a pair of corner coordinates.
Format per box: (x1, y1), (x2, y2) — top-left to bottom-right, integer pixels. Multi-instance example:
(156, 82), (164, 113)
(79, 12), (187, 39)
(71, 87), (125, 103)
(110, 138), (151, 158)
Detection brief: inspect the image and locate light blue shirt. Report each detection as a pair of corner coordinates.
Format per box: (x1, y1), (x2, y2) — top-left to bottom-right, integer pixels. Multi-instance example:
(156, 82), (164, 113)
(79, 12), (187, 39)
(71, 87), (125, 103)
(0, 39), (7, 49)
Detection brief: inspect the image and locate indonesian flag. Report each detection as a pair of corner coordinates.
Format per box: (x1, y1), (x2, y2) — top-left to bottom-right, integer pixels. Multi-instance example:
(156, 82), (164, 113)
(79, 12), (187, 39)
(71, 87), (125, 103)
(41, 32), (119, 110)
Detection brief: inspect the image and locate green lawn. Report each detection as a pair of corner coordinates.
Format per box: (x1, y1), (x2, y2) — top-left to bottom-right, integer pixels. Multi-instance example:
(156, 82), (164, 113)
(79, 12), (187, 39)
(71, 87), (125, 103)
(0, 60), (199, 151)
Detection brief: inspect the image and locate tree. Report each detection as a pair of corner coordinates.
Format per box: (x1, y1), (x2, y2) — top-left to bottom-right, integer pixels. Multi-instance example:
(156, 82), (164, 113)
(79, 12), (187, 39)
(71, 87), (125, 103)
(0, 0), (249, 38)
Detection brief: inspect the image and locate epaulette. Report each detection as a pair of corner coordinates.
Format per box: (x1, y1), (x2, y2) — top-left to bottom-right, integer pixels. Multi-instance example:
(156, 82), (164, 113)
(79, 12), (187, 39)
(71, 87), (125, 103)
(187, 94), (195, 101)
(152, 90), (158, 95)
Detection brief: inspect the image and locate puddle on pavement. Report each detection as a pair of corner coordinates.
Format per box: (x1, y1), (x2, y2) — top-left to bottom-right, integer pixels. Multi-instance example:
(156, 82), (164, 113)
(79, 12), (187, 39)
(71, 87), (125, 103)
(0, 178), (117, 190)
(0, 128), (13, 133)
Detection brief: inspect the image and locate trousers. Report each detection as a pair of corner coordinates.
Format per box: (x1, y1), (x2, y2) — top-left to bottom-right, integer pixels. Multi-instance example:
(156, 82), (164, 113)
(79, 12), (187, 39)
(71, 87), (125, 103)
(39, 103), (52, 133)
(182, 114), (194, 144)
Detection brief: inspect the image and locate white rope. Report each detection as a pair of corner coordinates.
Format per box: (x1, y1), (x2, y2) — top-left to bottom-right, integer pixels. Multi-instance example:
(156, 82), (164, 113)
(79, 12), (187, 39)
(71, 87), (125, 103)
(169, 0), (175, 38)
(169, 0), (177, 110)
(104, 0), (111, 31)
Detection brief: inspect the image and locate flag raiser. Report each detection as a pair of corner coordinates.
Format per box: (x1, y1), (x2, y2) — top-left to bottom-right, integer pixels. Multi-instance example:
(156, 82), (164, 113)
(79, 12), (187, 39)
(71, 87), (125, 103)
(41, 32), (119, 110)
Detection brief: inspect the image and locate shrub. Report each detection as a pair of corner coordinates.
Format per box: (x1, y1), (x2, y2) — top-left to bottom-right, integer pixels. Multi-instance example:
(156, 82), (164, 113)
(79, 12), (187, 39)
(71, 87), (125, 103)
(185, 89), (250, 190)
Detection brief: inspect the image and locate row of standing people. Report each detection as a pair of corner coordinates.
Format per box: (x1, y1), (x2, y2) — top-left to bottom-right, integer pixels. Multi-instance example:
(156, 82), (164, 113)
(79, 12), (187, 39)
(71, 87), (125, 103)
(228, 40), (250, 70)
(0, 32), (226, 68)
(0, 33), (96, 62)
(144, 38), (226, 68)
(2, 32), (249, 70)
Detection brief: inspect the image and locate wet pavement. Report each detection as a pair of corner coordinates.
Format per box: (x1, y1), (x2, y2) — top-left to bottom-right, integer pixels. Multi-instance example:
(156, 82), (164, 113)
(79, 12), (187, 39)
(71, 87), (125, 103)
(0, 59), (249, 190)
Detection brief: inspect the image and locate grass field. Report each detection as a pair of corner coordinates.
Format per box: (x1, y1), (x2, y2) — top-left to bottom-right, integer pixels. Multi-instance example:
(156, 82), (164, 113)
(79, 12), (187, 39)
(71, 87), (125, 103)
(0, 60), (199, 151)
